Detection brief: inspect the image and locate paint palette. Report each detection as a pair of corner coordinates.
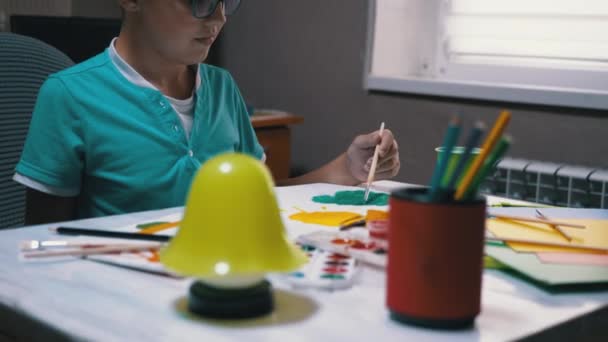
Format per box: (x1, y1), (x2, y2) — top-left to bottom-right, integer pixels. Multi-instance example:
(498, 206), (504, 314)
(296, 231), (387, 268)
(283, 243), (358, 290)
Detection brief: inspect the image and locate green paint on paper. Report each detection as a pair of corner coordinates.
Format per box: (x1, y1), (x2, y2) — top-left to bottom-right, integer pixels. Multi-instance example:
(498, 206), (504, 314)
(312, 190), (388, 206)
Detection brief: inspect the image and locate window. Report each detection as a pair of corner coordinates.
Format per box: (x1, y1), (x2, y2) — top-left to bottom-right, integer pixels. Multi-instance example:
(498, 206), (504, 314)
(366, 0), (608, 110)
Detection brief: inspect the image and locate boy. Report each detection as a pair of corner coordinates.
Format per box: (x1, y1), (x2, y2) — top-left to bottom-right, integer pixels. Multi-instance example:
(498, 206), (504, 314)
(14, 0), (400, 224)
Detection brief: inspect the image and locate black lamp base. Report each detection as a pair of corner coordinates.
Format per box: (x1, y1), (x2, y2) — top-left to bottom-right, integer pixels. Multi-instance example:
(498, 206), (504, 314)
(188, 279), (274, 319)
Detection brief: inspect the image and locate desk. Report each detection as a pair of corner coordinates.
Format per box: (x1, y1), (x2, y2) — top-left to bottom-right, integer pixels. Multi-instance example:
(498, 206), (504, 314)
(1, 182), (607, 341)
(251, 110), (303, 180)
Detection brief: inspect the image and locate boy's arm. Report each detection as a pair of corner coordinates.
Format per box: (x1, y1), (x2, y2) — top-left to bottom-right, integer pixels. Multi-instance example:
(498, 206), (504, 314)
(277, 153), (358, 186)
(15, 77), (85, 225)
(277, 129), (400, 186)
(25, 188), (78, 226)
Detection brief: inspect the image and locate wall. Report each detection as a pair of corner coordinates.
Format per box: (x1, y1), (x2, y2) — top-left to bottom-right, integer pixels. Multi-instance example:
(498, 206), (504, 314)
(218, 0), (608, 184)
(2, 0), (71, 17)
(71, 0), (120, 18)
(0, 0), (119, 32)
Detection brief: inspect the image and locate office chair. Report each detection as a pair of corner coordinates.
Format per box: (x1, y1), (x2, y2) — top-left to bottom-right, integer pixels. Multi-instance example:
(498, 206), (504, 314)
(0, 33), (74, 229)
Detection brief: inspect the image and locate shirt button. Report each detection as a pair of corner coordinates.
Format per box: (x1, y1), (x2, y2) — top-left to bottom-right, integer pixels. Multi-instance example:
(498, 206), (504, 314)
(159, 101), (166, 108)
(188, 150), (194, 157)
(173, 125), (179, 132)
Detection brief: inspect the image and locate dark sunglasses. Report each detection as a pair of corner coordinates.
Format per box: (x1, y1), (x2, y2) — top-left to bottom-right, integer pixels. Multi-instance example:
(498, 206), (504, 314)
(191, 0), (242, 19)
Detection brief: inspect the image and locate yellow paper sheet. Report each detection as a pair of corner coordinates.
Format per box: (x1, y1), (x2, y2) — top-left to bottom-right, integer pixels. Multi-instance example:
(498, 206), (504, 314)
(289, 211), (363, 227)
(487, 218), (608, 253)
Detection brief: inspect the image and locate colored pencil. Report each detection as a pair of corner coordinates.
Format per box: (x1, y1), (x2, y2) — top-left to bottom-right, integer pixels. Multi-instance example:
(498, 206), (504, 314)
(455, 110), (511, 200)
(463, 135), (511, 200)
(535, 209), (573, 241)
(364, 122), (385, 202)
(138, 221), (180, 235)
(51, 227), (172, 242)
(490, 214), (586, 229)
(445, 121), (485, 190)
(429, 115), (462, 199)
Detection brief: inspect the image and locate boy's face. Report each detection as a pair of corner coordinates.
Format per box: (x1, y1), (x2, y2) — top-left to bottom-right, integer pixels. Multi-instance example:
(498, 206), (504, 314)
(124, 0), (226, 65)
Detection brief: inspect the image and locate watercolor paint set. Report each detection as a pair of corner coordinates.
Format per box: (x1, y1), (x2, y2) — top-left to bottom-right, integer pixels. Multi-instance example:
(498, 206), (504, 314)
(296, 231), (387, 268)
(282, 242), (359, 290)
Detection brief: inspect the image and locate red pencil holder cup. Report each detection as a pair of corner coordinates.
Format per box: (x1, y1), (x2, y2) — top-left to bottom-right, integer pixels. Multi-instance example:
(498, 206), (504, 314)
(386, 187), (486, 329)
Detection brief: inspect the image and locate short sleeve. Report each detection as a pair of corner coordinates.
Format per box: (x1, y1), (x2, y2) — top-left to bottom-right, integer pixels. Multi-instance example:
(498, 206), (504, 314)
(15, 77), (85, 192)
(229, 77), (264, 160)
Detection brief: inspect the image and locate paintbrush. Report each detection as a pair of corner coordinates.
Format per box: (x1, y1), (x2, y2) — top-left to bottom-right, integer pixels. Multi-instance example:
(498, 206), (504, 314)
(364, 122), (385, 203)
(20, 240), (113, 251)
(20, 242), (162, 259)
(50, 227), (172, 242)
(489, 214), (586, 229)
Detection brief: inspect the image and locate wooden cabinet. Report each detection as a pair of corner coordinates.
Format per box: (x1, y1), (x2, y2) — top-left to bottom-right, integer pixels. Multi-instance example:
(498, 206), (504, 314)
(251, 111), (303, 180)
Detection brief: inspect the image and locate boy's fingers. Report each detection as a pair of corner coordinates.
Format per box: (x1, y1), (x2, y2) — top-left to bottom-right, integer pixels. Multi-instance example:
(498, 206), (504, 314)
(353, 132), (380, 149)
(378, 130), (395, 156)
(376, 158), (400, 174)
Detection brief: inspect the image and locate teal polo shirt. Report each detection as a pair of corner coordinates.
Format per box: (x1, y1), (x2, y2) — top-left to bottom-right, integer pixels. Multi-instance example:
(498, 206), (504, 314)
(15, 51), (264, 218)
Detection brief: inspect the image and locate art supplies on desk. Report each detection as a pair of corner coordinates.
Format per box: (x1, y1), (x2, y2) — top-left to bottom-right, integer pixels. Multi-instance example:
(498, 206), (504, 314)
(455, 110), (511, 200)
(429, 114), (461, 200)
(485, 244), (608, 286)
(51, 227), (172, 242)
(487, 210), (608, 253)
(20, 241), (162, 259)
(20, 214), (183, 275)
(297, 230), (387, 268)
(281, 242), (359, 290)
(484, 207), (608, 287)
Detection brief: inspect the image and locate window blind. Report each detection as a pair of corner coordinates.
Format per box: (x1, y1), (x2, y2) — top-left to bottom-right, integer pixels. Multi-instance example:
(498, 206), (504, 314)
(366, 0), (608, 109)
(444, 0), (608, 70)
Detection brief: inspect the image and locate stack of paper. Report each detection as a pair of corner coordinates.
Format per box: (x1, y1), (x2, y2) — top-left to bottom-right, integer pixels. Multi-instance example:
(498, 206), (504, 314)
(485, 207), (608, 287)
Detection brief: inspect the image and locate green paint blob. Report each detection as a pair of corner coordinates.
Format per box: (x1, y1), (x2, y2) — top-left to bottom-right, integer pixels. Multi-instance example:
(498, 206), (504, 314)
(312, 190), (388, 206)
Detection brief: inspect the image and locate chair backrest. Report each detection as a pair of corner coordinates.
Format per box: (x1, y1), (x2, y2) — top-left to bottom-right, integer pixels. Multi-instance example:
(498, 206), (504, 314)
(0, 33), (74, 229)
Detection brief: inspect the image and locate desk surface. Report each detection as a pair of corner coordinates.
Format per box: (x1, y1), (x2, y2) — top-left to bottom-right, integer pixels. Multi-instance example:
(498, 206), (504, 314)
(1, 182), (607, 341)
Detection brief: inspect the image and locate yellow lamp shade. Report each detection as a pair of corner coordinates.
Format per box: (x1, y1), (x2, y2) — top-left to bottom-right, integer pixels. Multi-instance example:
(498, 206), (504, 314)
(160, 152), (306, 281)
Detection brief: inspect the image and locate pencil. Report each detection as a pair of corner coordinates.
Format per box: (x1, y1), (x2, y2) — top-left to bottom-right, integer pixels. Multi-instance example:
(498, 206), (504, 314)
(364, 122), (385, 202)
(455, 110), (511, 200)
(445, 121), (485, 190)
(489, 214), (586, 229)
(462, 135), (511, 200)
(535, 209), (573, 241)
(429, 115), (462, 199)
(51, 227), (172, 242)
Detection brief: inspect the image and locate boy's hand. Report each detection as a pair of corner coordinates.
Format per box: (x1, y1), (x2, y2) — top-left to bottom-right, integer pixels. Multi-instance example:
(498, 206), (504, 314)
(345, 129), (400, 183)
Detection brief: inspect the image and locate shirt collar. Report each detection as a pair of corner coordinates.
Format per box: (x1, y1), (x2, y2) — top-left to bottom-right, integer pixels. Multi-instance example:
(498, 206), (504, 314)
(108, 37), (202, 92)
